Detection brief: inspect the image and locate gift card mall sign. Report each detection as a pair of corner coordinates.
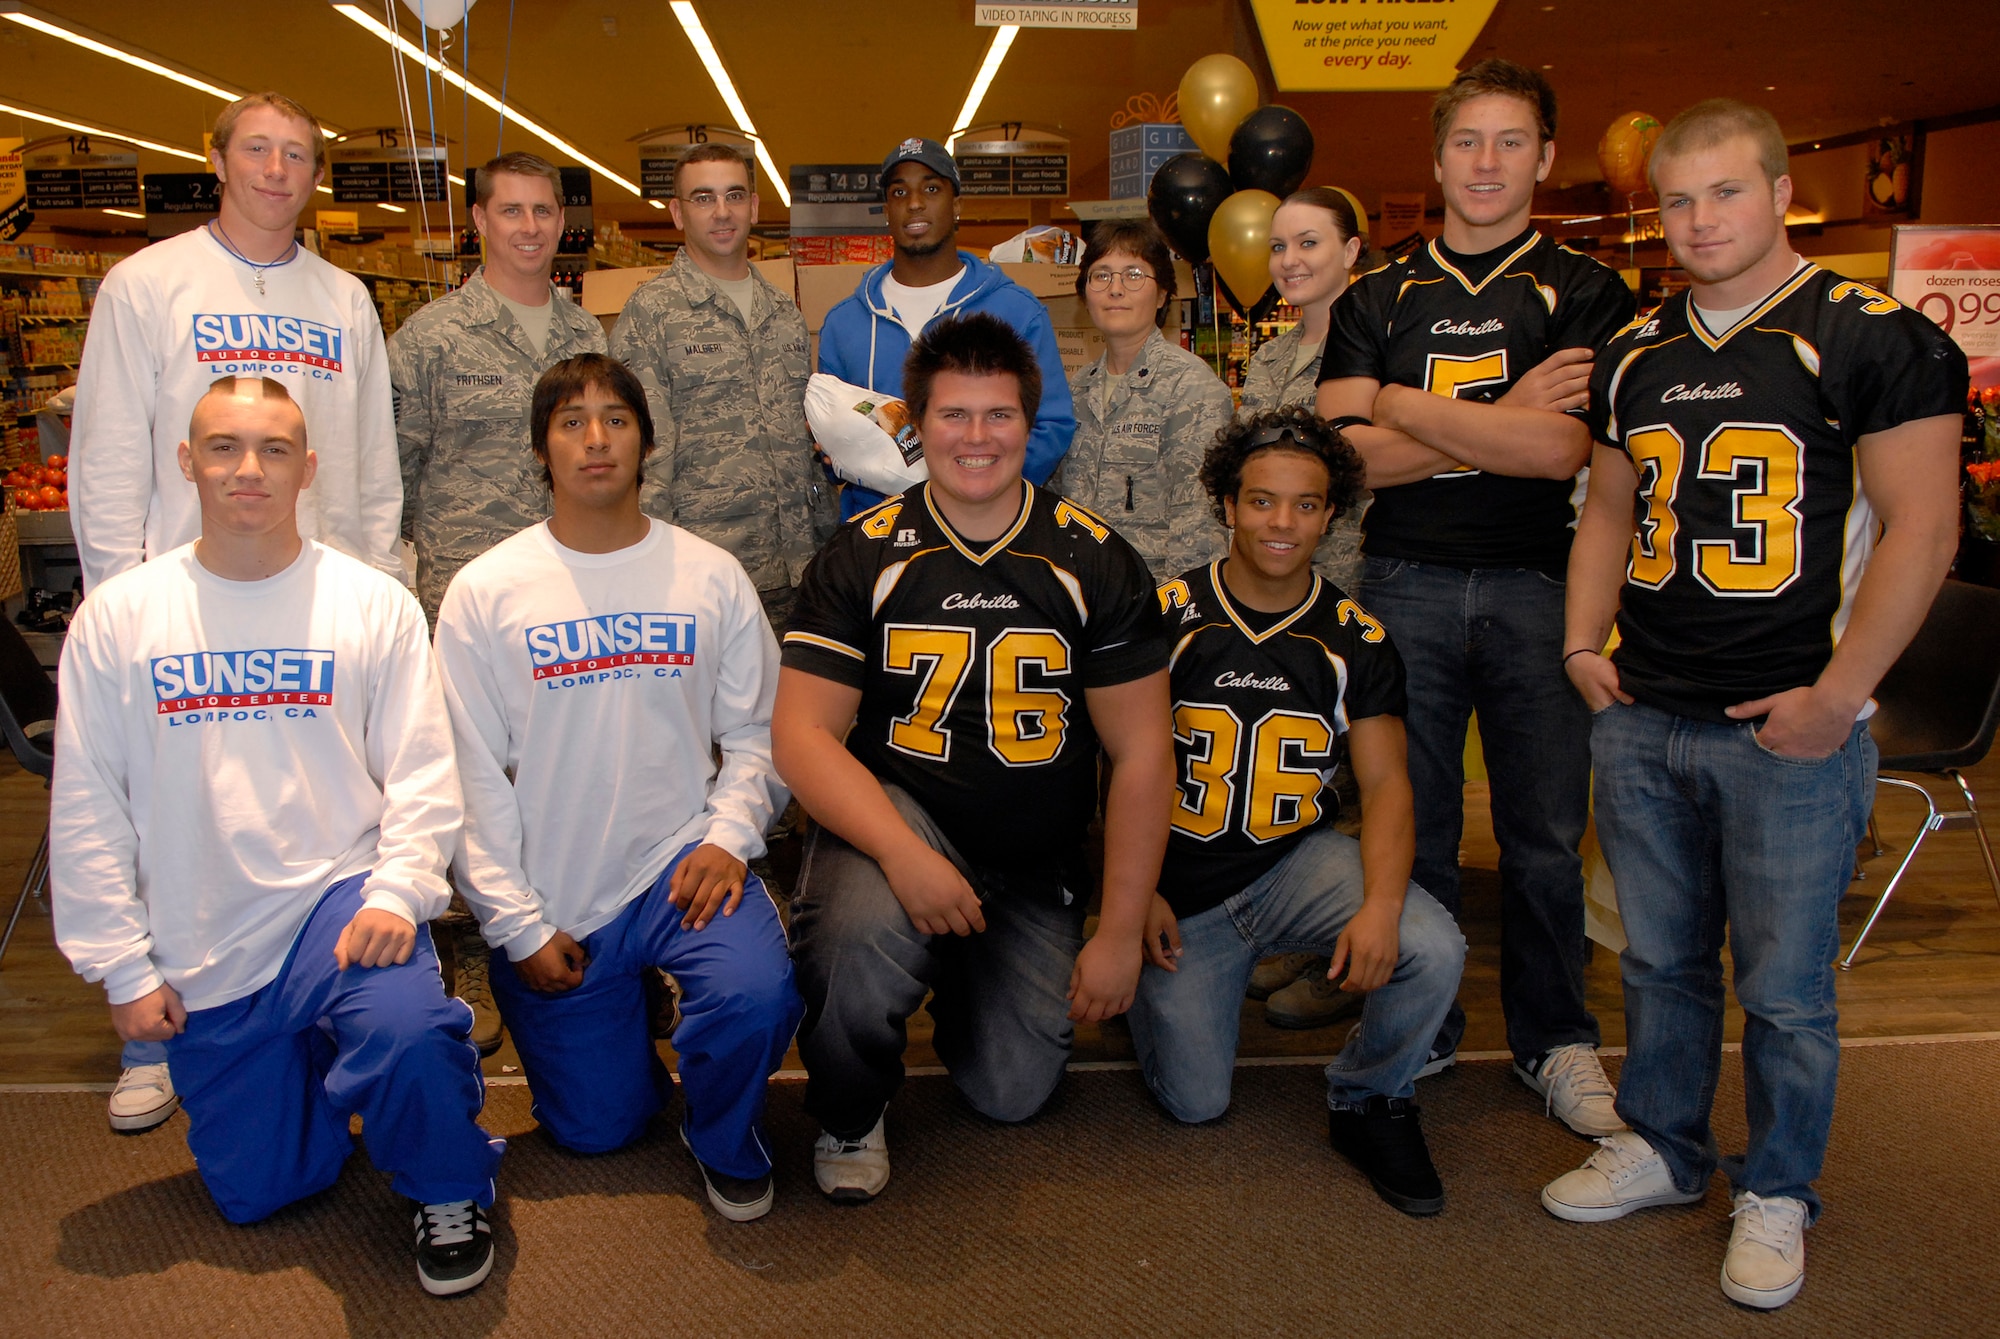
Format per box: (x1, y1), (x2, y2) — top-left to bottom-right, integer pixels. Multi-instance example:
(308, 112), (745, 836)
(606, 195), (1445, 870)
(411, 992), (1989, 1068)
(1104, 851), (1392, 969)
(1251, 0), (1500, 91)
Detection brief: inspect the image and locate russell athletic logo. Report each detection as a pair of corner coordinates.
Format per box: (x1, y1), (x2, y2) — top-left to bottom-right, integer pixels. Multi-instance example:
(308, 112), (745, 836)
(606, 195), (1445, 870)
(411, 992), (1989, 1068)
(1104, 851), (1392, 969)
(151, 647), (336, 721)
(526, 612), (697, 688)
(192, 314), (345, 374)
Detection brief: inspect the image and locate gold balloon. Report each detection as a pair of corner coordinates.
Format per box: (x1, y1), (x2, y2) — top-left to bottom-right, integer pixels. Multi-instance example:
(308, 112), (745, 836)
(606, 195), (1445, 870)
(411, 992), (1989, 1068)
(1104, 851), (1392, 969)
(1178, 54), (1261, 164)
(1209, 189), (1282, 305)
(1598, 111), (1663, 199)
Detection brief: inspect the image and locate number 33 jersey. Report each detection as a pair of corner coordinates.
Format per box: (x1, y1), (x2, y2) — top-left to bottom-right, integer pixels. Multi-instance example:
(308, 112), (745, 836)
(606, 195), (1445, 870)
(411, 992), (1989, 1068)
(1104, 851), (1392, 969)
(782, 481), (1168, 899)
(1588, 263), (1969, 721)
(1156, 563), (1406, 920)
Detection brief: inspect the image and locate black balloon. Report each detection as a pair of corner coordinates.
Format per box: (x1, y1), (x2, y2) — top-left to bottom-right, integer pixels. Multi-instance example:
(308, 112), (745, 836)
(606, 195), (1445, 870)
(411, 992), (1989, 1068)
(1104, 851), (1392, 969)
(1146, 152), (1233, 266)
(1214, 268), (1279, 322)
(1228, 106), (1315, 198)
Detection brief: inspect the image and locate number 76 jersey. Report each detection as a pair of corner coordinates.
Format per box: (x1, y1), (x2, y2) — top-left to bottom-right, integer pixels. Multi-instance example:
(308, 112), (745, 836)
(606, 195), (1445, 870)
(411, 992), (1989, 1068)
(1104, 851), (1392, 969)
(1587, 264), (1968, 722)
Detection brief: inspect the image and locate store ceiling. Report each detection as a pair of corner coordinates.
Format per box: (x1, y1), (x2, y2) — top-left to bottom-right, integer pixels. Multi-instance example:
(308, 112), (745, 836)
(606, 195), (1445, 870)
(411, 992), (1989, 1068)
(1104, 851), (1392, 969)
(4, 0), (1997, 236)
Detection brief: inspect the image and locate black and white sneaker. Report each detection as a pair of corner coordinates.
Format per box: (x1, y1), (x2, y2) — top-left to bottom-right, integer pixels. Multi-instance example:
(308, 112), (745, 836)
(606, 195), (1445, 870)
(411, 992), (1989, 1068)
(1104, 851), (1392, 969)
(1327, 1096), (1446, 1217)
(411, 1198), (494, 1296)
(681, 1125), (774, 1221)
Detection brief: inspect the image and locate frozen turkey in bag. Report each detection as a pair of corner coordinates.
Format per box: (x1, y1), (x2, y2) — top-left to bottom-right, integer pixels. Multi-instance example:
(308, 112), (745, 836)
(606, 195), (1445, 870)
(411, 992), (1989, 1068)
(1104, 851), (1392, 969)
(805, 373), (929, 498)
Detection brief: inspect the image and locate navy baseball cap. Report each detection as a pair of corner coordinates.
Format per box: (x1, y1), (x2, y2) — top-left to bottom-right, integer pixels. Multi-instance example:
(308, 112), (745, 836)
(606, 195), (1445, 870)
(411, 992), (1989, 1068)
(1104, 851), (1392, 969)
(880, 137), (960, 194)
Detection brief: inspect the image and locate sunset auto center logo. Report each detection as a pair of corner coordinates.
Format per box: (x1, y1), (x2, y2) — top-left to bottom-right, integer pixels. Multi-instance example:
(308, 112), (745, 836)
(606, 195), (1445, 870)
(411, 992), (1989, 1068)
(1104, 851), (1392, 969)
(192, 313), (345, 372)
(151, 647), (337, 717)
(526, 612), (698, 685)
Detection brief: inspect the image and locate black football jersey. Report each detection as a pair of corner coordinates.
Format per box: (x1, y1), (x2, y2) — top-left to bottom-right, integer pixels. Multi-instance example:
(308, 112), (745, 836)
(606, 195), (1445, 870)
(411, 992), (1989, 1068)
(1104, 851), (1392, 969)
(783, 481), (1168, 900)
(1588, 263), (1969, 721)
(1319, 229), (1636, 572)
(1155, 562), (1407, 919)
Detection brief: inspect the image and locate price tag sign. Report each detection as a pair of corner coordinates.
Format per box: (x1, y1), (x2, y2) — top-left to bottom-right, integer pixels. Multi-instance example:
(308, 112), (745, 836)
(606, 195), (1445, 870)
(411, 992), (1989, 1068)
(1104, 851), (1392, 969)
(22, 135), (141, 209)
(145, 173), (222, 217)
(1890, 224), (2000, 364)
(329, 128), (449, 204)
(790, 163), (886, 236)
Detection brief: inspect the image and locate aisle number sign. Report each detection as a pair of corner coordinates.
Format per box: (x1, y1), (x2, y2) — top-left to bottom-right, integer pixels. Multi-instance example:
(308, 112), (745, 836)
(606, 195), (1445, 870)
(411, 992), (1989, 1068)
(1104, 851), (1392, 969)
(1249, 0), (1501, 91)
(1889, 224), (2000, 372)
(976, 0), (1135, 28)
(20, 135), (141, 209)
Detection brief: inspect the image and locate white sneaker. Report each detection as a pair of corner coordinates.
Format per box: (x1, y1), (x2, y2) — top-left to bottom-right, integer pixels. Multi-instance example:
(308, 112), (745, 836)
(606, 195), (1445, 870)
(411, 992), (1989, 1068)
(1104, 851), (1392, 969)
(1722, 1191), (1807, 1309)
(813, 1116), (890, 1203)
(1517, 1043), (1626, 1137)
(108, 1062), (180, 1133)
(1541, 1129), (1706, 1222)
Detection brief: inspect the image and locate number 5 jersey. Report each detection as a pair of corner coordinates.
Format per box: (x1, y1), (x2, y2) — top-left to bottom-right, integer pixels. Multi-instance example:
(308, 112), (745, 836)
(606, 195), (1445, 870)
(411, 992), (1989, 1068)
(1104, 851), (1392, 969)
(1587, 262), (1969, 721)
(781, 481), (1167, 903)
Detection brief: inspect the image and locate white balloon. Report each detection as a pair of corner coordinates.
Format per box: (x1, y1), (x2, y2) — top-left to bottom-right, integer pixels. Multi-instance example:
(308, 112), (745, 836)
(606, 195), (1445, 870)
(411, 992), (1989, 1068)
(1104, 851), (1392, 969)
(399, 0), (475, 29)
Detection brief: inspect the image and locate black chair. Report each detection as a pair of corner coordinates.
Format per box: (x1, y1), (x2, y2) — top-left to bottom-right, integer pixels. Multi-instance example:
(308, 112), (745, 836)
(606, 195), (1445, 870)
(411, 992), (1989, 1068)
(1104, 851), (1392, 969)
(0, 616), (57, 966)
(1843, 579), (2000, 969)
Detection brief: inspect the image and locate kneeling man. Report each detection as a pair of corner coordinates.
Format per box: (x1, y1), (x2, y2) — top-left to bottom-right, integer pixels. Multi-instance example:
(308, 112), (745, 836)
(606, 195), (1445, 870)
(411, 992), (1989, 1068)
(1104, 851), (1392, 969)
(776, 314), (1174, 1202)
(434, 353), (801, 1220)
(1135, 406), (1465, 1215)
(53, 376), (502, 1295)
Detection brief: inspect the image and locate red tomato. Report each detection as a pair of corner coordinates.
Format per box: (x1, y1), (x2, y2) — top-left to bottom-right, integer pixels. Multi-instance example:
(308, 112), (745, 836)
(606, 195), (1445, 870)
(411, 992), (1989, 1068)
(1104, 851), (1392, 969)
(36, 485), (62, 510)
(1, 473), (20, 490)
(43, 454), (65, 470)
(13, 487), (40, 510)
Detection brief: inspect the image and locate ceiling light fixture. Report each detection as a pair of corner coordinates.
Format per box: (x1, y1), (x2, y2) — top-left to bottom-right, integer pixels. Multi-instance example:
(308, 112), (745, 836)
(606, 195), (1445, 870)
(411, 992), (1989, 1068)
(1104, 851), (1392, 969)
(332, 2), (640, 196)
(377, 202), (407, 212)
(0, 98), (210, 163)
(946, 25), (1020, 152)
(0, 4), (240, 101)
(648, 198), (667, 209)
(668, 1), (791, 208)
(101, 207), (145, 219)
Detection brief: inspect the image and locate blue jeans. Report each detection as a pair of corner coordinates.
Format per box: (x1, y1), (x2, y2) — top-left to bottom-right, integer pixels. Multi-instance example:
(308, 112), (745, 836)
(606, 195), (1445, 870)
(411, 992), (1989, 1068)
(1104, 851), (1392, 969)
(488, 842), (803, 1177)
(1127, 825), (1465, 1122)
(167, 874), (504, 1223)
(1591, 700), (1874, 1218)
(1358, 556), (1598, 1064)
(790, 785), (1087, 1138)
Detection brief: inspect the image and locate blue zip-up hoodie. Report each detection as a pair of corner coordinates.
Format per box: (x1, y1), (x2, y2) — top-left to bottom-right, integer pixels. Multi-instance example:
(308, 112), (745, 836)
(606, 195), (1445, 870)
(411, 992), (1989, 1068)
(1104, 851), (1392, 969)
(816, 249), (1077, 519)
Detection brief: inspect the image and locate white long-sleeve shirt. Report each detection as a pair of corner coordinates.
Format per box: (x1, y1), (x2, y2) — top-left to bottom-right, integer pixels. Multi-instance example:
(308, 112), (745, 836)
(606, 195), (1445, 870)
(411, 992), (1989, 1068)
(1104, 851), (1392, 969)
(51, 542), (461, 1011)
(70, 227), (404, 589)
(434, 519), (785, 960)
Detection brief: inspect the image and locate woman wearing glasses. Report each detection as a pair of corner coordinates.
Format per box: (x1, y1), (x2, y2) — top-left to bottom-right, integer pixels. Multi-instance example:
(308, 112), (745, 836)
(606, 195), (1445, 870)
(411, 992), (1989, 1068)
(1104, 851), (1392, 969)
(1238, 188), (1374, 591)
(1059, 221), (1234, 580)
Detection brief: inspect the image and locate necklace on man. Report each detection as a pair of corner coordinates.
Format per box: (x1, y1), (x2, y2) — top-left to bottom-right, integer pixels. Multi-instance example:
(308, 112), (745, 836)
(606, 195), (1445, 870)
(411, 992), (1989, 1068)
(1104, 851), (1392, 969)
(208, 220), (298, 296)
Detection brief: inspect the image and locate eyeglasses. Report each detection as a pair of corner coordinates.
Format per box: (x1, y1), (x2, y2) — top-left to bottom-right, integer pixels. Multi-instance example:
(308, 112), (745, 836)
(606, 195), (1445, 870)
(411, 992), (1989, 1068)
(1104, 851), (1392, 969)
(1087, 266), (1156, 291)
(680, 188), (751, 209)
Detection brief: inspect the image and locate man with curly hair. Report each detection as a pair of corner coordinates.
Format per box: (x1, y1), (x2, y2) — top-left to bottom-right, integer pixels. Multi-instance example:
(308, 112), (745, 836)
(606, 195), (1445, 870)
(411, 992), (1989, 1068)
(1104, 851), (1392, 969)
(1136, 407), (1465, 1215)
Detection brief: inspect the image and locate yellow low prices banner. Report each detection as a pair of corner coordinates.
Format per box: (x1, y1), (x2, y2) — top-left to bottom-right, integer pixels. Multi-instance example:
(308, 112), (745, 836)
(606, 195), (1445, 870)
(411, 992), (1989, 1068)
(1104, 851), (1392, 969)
(1251, 0), (1501, 91)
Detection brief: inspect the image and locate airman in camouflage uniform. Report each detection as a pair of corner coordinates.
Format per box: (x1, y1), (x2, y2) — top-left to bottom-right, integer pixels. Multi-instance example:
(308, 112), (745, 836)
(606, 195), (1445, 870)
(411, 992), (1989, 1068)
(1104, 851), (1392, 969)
(389, 266), (639, 621)
(1237, 322), (1367, 590)
(1060, 327), (1234, 581)
(610, 246), (831, 627)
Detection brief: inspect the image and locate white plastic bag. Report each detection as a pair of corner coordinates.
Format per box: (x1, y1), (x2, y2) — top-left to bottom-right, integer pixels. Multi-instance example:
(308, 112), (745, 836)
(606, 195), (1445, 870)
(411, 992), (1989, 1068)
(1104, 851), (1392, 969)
(804, 373), (929, 497)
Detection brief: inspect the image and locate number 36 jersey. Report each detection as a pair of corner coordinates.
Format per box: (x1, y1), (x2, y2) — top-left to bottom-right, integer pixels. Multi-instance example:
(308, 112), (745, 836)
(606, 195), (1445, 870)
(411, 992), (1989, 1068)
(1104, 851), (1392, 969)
(1156, 563), (1406, 920)
(1588, 263), (1969, 722)
(782, 481), (1167, 900)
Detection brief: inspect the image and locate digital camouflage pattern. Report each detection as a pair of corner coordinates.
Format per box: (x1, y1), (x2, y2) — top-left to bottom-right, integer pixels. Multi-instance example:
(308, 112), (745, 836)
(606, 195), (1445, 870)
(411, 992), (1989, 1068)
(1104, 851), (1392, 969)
(610, 248), (833, 592)
(1059, 328), (1233, 582)
(389, 269), (671, 621)
(1236, 321), (1366, 591)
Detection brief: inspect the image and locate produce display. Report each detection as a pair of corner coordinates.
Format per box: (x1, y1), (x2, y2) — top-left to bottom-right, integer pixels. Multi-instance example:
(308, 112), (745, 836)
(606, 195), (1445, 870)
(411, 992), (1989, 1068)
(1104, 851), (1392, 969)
(6, 454), (69, 511)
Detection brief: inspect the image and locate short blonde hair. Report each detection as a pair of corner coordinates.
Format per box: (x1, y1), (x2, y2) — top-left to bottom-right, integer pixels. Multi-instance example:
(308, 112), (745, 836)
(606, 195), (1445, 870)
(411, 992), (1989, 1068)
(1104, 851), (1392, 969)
(1650, 99), (1788, 190)
(212, 92), (327, 174)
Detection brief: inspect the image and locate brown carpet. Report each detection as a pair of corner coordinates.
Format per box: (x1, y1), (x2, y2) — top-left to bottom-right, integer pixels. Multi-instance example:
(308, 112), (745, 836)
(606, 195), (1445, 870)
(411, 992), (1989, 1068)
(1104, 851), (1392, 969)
(1, 1041), (1993, 1338)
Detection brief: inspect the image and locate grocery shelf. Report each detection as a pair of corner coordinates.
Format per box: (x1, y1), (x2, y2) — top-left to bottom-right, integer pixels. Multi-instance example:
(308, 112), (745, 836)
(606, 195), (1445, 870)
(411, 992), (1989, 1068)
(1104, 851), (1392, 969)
(0, 264), (101, 279)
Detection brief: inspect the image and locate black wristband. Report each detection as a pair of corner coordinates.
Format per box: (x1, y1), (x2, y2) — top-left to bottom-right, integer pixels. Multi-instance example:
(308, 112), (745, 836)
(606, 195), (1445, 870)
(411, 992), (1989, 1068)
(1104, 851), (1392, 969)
(1327, 414), (1372, 432)
(1562, 648), (1596, 664)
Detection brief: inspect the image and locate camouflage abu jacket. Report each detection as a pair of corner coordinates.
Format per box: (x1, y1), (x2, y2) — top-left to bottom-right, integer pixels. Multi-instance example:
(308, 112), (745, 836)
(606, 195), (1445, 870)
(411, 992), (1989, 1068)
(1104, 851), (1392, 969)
(389, 268), (660, 620)
(610, 247), (833, 590)
(1059, 328), (1234, 582)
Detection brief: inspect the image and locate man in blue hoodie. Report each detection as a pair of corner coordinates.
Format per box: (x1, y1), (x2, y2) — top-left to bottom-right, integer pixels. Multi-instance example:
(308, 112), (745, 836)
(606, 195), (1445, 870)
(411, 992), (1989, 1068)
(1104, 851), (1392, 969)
(817, 136), (1076, 520)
